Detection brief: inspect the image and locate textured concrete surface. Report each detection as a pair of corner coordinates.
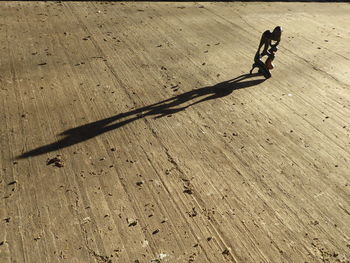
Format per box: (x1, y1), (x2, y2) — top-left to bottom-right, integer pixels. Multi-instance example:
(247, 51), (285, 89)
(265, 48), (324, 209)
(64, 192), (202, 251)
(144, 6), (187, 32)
(0, 2), (349, 262)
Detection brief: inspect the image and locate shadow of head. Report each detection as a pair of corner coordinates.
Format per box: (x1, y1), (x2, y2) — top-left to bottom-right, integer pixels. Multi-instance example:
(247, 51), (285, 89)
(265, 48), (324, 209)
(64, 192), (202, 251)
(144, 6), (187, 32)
(214, 76), (266, 96)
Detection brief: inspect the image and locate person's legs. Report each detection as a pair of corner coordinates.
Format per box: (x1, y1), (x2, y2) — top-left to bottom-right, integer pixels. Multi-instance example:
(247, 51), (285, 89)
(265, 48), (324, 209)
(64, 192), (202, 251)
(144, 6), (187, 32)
(250, 63), (257, 74)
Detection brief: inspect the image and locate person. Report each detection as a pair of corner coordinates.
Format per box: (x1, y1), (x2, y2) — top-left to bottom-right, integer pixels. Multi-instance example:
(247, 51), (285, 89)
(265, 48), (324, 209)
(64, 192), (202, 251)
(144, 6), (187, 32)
(250, 26), (282, 78)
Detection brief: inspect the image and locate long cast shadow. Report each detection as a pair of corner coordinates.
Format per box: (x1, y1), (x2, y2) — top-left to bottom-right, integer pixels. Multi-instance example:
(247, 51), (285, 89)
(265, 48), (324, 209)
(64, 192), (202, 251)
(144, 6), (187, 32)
(18, 73), (265, 159)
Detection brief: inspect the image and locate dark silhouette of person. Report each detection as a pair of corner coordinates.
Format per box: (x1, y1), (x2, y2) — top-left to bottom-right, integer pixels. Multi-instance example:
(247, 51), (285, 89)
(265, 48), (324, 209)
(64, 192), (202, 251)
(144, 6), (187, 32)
(250, 26), (283, 78)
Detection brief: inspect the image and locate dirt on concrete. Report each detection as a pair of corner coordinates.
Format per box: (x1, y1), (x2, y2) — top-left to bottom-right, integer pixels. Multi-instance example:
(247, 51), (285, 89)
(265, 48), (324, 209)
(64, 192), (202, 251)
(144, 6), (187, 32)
(0, 1), (349, 263)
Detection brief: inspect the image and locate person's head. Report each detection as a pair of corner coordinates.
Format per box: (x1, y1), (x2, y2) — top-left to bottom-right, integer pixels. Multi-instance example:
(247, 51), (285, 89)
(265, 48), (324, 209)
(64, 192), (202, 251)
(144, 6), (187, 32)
(272, 26), (282, 41)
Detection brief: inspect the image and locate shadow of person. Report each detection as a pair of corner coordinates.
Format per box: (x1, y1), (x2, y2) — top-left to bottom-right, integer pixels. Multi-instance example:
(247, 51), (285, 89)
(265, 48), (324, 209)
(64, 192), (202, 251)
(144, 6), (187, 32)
(18, 73), (265, 159)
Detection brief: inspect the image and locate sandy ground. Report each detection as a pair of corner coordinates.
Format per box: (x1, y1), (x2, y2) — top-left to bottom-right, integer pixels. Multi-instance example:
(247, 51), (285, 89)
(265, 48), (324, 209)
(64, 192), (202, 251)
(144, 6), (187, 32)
(0, 1), (349, 262)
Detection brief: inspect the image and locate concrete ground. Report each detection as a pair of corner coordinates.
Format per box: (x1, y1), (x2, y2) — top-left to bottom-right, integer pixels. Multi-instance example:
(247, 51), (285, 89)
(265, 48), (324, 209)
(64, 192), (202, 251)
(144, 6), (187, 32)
(0, 1), (349, 262)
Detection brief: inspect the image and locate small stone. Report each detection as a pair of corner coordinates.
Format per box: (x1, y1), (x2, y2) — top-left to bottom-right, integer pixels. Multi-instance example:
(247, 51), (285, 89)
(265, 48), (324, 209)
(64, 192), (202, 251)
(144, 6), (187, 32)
(128, 221), (137, 227)
(47, 156), (64, 168)
(188, 207), (197, 217)
(136, 181), (144, 187)
(222, 248), (230, 255)
(183, 189), (193, 195)
(8, 181), (17, 185)
(152, 229), (160, 235)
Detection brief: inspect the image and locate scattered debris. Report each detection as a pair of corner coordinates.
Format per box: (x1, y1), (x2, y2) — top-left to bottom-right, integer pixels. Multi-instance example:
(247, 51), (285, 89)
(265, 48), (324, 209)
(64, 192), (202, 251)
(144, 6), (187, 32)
(183, 180), (193, 195)
(187, 207), (197, 217)
(152, 229), (160, 235)
(47, 156), (64, 167)
(222, 248), (230, 255)
(127, 218), (138, 227)
(183, 189), (193, 195)
(128, 221), (137, 227)
(7, 180), (17, 186)
(136, 181), (144, 187)
(170, 84), (179, 92)
(311, 220), (319, 226)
